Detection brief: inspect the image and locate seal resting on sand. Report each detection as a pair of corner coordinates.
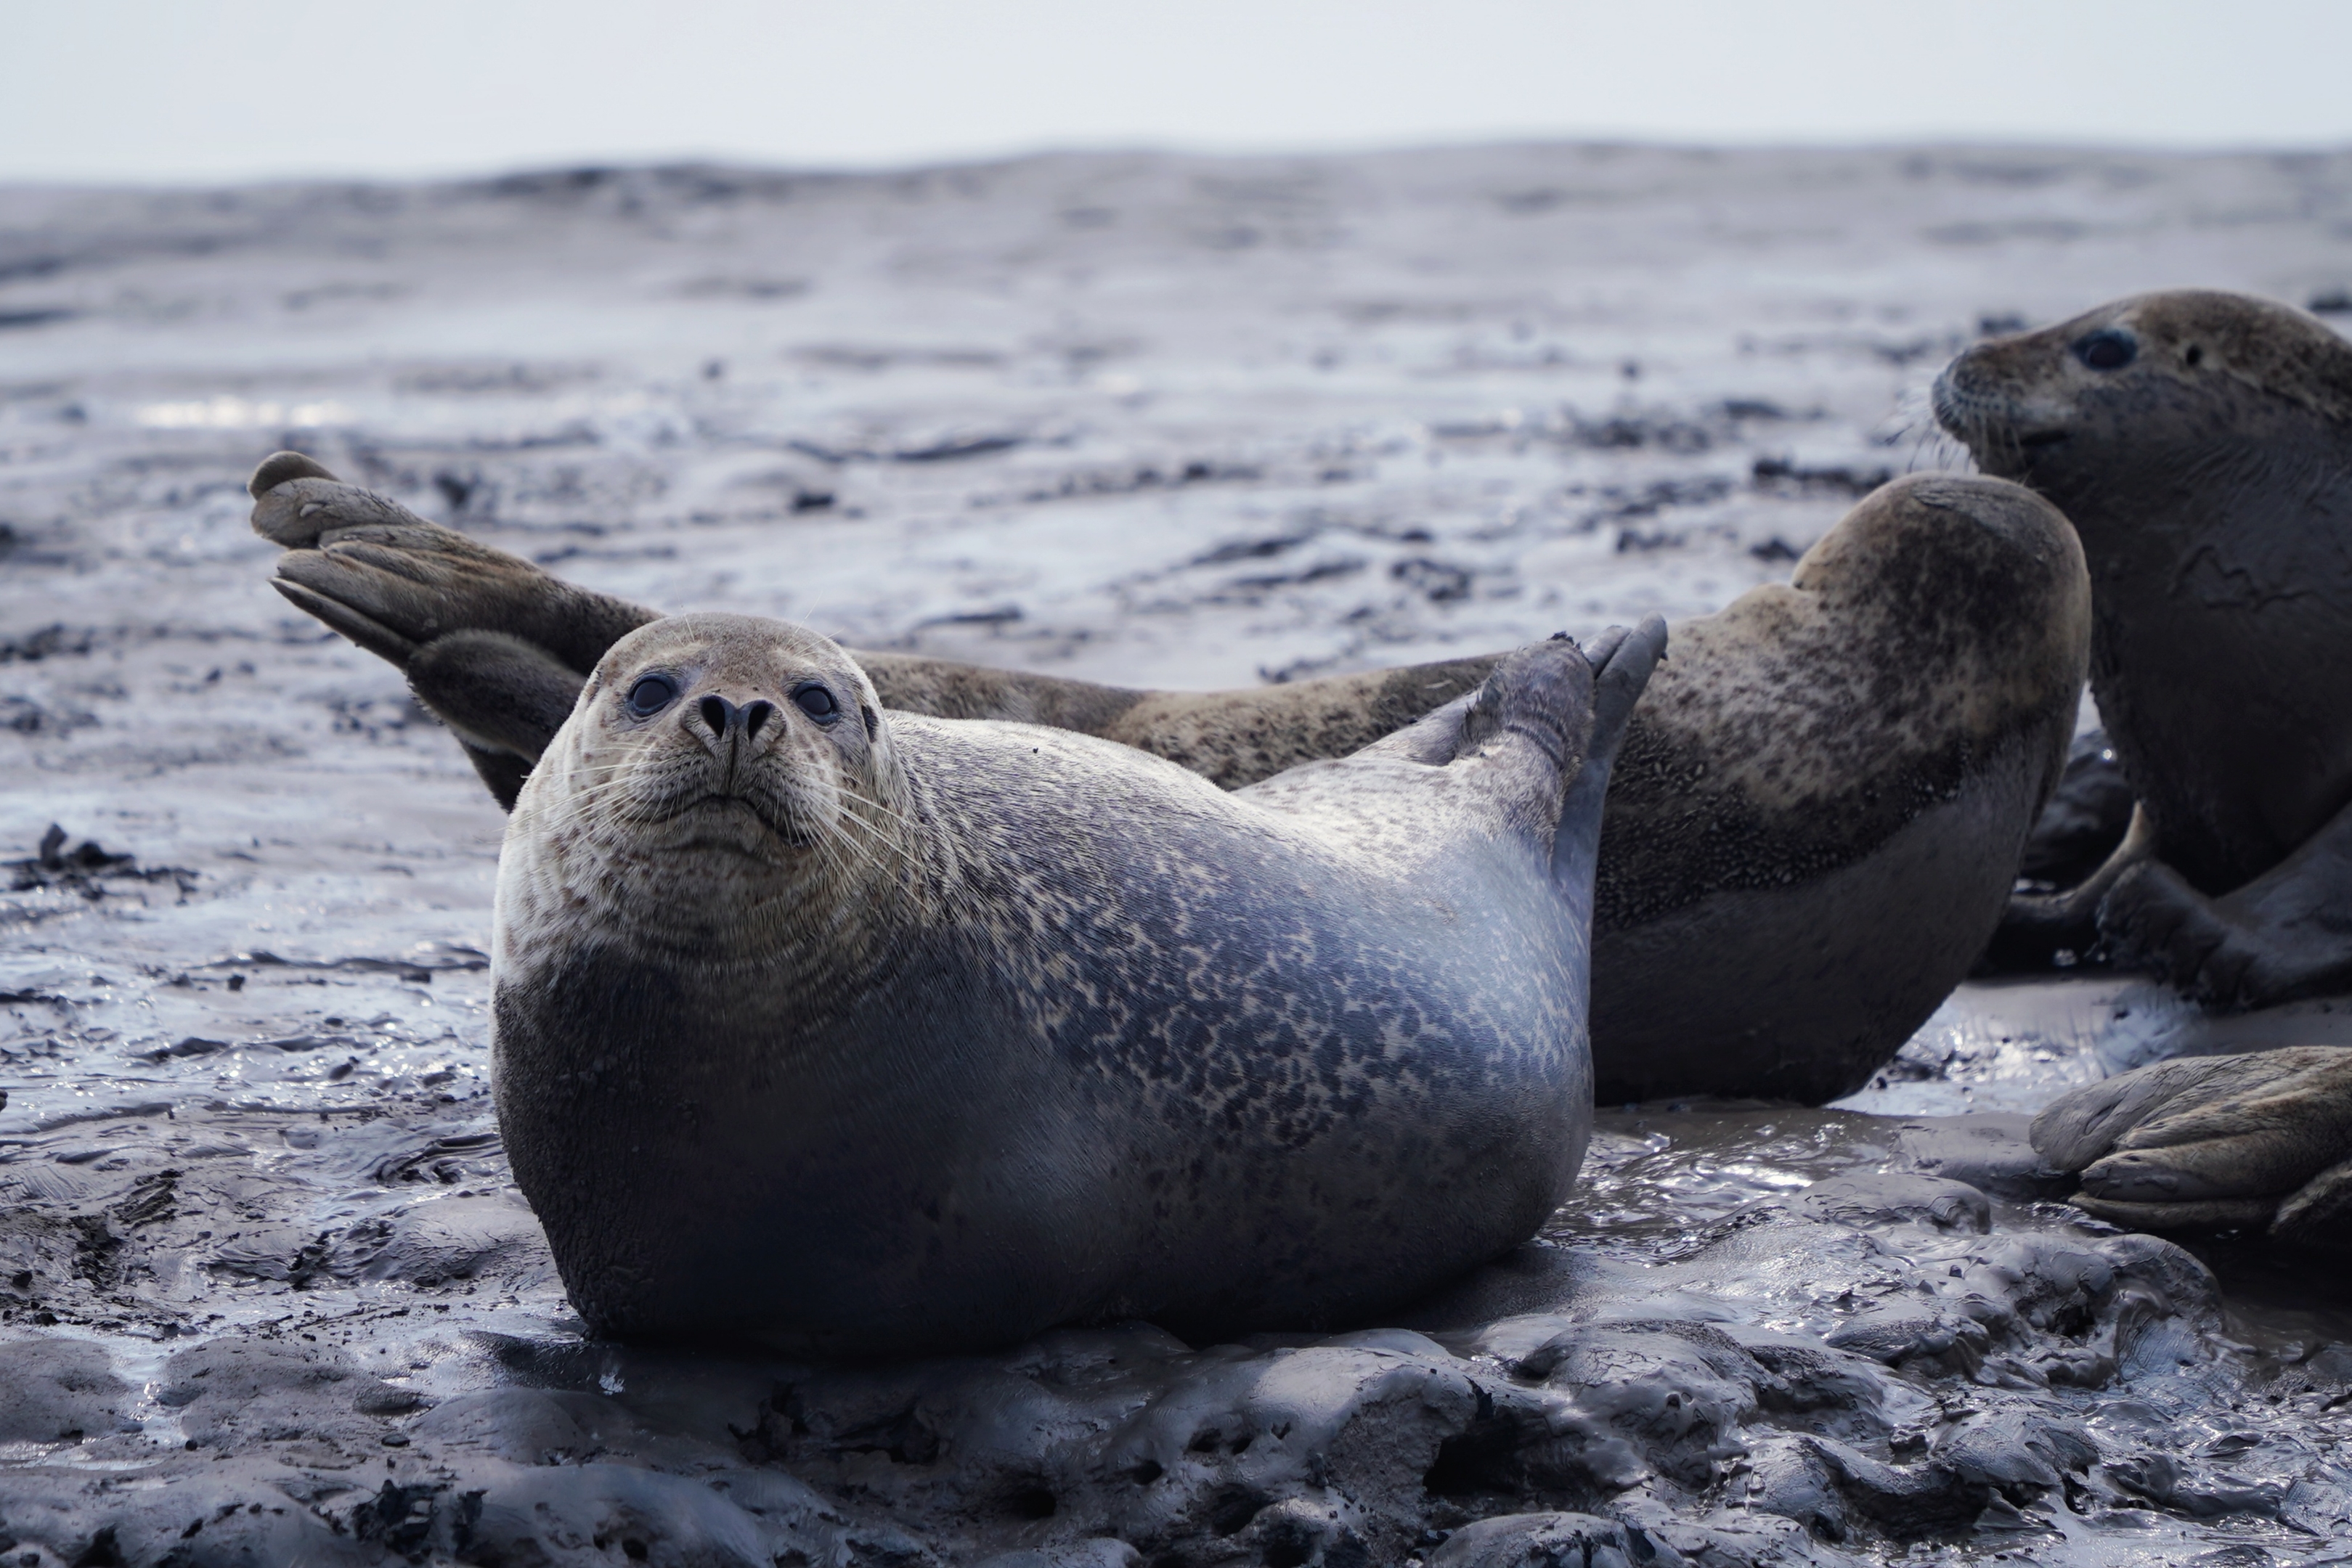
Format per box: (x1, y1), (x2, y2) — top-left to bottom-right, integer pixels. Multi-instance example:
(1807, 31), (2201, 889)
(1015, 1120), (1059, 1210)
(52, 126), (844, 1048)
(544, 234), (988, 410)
(251, 455), (2086, 1103)
(492, 611), (1659, 1350)
(1937, 290), (2352, 1006)
(2032, 1048), (2352, 1250)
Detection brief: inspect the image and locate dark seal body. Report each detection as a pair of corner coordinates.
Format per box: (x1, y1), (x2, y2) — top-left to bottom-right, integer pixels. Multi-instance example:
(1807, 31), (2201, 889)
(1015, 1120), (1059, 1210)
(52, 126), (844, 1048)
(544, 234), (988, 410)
(1937, 291), (2352, 1005)
(1937, 289), (2352, 896)
(490, 613), (1655, 1352)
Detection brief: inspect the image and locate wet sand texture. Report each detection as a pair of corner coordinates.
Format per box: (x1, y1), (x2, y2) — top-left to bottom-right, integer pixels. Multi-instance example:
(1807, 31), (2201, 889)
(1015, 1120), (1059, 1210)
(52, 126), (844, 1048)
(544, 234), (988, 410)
(7, 145), (2352, 1563)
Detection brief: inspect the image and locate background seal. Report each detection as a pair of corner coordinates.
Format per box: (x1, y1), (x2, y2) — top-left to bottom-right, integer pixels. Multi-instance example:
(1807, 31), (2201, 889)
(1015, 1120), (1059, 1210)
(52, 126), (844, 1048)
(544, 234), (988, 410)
(1937, 289), (2352, 1006)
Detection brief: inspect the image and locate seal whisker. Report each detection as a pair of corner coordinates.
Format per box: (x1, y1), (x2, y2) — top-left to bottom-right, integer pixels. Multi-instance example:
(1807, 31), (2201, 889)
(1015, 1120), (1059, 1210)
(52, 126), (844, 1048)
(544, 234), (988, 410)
(829, 788), (925, 850)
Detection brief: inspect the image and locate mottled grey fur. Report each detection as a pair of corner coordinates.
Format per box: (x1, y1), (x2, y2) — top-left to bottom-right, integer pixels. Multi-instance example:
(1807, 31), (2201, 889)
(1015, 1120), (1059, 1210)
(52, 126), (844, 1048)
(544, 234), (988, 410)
(491, 613), (1659, 1351)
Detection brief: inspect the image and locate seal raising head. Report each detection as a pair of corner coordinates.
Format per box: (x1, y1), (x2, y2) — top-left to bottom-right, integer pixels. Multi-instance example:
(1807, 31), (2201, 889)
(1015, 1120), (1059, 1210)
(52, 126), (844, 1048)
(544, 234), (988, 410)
(1935, 290), (2352, 895)
(497, 616), (909, 969)
(1934, 290), (2352, 1005)
(492, 611), (1661, 1352)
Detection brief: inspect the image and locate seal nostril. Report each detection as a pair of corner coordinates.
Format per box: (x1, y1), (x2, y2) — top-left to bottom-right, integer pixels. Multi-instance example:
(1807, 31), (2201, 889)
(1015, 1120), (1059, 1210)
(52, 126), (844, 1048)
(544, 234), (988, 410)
(744, 701), (775, 740)
(700, 695), (729, 736)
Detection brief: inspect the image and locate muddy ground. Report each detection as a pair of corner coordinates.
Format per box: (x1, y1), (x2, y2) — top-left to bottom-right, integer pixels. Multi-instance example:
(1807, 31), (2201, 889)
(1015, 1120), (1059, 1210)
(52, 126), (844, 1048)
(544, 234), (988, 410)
(6, 144), (2352, 1566)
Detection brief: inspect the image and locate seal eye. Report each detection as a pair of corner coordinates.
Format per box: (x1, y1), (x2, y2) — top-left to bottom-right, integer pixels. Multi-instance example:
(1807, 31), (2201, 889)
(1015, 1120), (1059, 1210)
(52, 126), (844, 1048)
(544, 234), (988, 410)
(625, 674), (678, 717)
(792, 683), (841, 724)
(2075, 330), (2136, 372)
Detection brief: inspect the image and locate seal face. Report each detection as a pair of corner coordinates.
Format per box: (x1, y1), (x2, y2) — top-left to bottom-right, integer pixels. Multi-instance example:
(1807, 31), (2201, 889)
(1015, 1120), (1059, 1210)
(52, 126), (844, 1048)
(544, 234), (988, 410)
(1585, 473), (2090, 1103)
(1934, 290), (2352, 897)
(491, 613), (1649, 1351)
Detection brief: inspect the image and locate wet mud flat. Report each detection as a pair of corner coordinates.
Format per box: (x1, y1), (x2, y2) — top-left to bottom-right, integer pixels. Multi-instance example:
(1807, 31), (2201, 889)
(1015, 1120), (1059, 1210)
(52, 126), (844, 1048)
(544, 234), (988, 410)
(7, 144), (2352, 1564)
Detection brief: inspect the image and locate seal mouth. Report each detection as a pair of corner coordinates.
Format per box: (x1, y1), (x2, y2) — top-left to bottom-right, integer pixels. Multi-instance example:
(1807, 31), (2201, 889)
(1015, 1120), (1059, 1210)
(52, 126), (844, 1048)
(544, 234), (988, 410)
(673, 792), (813, 849)
(2017, 429), (2070, 450)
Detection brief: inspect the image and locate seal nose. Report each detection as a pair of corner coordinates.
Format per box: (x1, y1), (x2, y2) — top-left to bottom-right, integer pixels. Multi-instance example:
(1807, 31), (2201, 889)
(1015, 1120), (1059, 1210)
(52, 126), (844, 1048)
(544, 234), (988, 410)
(693, 695), (777, 742)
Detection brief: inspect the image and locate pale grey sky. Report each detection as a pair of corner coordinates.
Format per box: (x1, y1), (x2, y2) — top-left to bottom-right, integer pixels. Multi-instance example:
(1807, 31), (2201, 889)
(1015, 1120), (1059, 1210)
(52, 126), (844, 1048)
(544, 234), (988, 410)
(6, 0), (2350, 183)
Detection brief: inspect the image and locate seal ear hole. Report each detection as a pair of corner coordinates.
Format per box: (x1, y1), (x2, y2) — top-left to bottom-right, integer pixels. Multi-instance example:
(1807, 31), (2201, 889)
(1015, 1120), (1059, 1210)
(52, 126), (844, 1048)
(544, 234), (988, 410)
(2074, 329), (2137, 372)
(2185, 344), (2204, 367)
(861, 704), (879, 739)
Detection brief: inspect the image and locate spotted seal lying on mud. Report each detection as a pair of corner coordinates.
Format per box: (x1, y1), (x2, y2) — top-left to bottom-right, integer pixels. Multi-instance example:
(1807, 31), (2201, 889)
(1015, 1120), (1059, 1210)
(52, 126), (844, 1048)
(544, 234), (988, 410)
(2032, 1046), (2352, 1249)
(491, 610), (1655, 1349)
(251, 454), (2088, 1103)
(1937, 290), (2352, 1006)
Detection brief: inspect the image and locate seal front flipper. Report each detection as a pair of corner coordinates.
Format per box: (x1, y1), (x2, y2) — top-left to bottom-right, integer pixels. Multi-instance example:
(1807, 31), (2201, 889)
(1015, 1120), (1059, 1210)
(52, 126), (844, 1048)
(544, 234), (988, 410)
(2101, 795), (2352, 1008)
(2032, 1046), (2352, 1247)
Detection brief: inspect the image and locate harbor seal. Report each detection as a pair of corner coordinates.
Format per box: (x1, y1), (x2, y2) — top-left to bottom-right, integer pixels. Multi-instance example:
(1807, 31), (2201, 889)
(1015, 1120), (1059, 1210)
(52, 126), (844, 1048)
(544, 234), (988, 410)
(492, 611), (1658, 1349)
(2032, 1048), (2352, 1249)
(251, 455), (2087, 1104)
(1935, 290), (2352, 1004)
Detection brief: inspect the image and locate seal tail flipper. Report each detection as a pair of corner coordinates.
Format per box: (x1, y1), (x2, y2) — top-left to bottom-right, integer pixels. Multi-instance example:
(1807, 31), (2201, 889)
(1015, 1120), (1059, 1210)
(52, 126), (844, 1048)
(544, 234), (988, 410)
(248, 452), (662, 676)
(410, 631), (586, 777)
(1551, 613), (1668, 893)
(250, 452), (659, 810)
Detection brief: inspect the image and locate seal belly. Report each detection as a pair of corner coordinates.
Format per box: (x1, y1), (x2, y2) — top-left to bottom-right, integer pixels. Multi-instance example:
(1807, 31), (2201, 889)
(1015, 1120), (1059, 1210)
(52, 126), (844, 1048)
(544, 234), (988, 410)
(1590, 731), (2057, 1104)
(495, 839), (1587, 1352)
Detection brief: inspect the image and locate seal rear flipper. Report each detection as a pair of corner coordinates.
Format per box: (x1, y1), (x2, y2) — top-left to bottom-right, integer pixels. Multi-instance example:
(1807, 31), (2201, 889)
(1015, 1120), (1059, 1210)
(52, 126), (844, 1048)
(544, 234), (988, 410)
(1551, 613), (1668, 891)
(2099, 793), (2352, 1008)
(269, 576), (419, 666)
(248, 452), (662, 676)
(409, 632), (588, 802)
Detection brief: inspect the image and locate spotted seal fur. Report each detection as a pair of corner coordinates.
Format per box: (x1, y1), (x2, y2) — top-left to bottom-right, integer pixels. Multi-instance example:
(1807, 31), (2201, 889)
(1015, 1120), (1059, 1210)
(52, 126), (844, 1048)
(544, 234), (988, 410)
(251, 456), (2086, 1103)
(489, 611), (1656, 1349)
